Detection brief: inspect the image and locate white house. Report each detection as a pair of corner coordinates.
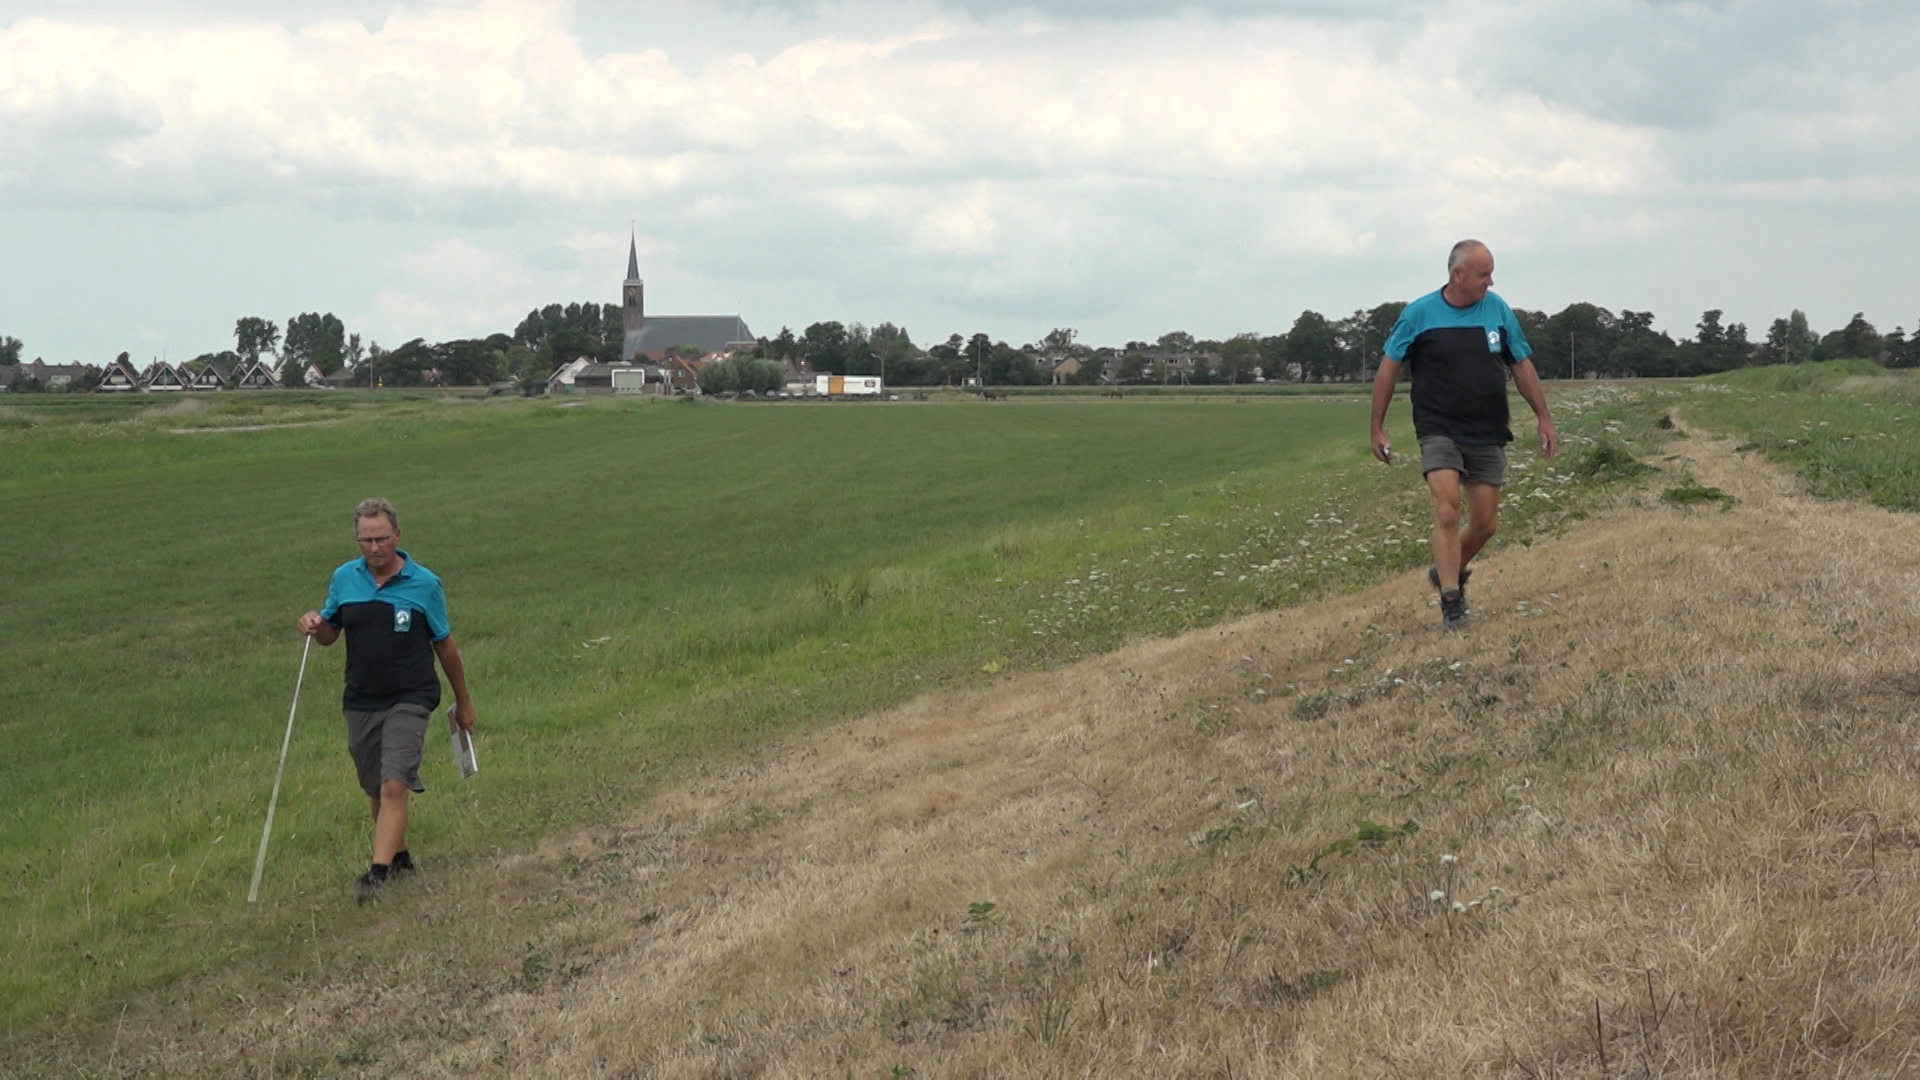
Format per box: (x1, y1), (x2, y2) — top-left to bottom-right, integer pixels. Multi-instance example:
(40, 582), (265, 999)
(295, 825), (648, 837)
(546, 356), (594, 394)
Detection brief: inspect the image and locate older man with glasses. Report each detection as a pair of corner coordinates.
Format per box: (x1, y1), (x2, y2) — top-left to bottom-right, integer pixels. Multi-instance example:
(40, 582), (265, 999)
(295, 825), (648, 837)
(296, 497), (476, 903)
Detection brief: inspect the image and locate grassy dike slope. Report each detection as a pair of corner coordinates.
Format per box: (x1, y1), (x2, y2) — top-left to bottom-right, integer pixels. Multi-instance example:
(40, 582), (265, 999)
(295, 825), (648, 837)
(8, 390), (1531, 1033)
(18, 373), (1917, 1075)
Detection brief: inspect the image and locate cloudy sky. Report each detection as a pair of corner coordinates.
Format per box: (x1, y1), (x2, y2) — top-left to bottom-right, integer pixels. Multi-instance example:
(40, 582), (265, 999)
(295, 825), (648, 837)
(2, 0), (1915, 364)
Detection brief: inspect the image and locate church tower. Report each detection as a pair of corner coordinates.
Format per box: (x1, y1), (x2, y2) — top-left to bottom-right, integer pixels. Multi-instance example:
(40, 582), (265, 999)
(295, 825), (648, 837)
(622, 233), (645, 339)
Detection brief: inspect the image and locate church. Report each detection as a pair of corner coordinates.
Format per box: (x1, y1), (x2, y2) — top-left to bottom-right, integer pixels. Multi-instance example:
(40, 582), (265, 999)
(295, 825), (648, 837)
(619, 236), (755, 362)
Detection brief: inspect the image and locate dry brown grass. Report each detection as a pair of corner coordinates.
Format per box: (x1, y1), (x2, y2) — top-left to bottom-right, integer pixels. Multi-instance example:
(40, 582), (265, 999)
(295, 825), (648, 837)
(41, 429), (1920, 1077)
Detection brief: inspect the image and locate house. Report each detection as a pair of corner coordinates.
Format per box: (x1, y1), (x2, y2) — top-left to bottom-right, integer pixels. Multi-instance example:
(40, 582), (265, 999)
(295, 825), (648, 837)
(301, 362), (334, 388)
(4, 360), (94, 391)
(232, 361), (278, 390)
(143, 362), (190, 392)
(572, 362), (673, 395)
(546, 356), (595, 394)
(657, 353), (705, 390)
(781, 356), (817, 395)
(97, 358), (142, 392)
(1049, 356), (1085, 385)
(615, 234), (756, 362)
(187, 360), (233, 390)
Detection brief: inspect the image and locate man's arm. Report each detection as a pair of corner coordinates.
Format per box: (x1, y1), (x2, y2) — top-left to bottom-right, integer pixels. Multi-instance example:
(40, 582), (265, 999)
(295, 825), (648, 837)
(296, 611), (340, 646)
(1368, 357), (1401, 463)
(433, 636), (476, 732)
(1509, 359), (1558, 459)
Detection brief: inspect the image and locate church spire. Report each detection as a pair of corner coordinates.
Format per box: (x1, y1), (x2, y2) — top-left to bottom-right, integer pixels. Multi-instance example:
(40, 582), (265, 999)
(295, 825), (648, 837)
(626, 230), (641, 282)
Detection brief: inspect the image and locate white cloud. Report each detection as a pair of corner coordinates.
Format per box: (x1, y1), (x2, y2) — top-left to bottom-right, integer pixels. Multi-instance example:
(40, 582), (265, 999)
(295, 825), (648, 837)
(0, 0), (1916, 359)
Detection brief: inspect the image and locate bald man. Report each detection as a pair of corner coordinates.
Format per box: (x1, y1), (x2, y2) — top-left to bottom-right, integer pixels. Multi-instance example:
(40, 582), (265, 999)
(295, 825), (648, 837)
(1369, 240), (1557, 631)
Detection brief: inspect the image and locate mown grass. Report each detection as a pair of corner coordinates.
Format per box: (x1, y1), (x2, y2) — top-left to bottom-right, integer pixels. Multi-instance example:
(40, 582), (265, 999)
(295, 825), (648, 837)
(2, 389), (1627, 1033)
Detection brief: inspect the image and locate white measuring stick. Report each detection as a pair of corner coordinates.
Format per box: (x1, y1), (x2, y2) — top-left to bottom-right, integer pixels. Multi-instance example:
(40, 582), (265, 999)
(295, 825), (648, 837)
(248, 634), (314, 905)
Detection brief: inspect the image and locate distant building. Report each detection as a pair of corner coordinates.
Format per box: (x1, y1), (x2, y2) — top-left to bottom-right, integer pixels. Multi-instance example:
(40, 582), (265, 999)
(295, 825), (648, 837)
(546, 356), (594, 394)
(98, 358), (141, 392)
(232, 361), (278, 390)
(571, 362), (674, 396)
(188, 360), (234, 391)
(618, 235), (755, 362)
(142, 361), (189, 392)
(4, 360), (94, 391)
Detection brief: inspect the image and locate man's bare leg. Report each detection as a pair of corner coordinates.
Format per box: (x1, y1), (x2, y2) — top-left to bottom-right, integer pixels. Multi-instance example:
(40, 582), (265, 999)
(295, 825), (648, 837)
(372, 780), (408, 866)
(1459, 482), (1501, 571)
(1427, 469), (1465, 590)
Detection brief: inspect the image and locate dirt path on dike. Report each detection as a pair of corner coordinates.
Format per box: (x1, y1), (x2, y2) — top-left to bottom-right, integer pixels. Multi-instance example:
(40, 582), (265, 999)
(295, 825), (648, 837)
(119, 425), (1920, 1078)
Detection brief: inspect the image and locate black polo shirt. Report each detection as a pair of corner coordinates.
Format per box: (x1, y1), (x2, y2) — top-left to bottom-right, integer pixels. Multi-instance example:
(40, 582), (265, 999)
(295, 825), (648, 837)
(1383, 287), (1533, 446)
(319, 551), (451, 712)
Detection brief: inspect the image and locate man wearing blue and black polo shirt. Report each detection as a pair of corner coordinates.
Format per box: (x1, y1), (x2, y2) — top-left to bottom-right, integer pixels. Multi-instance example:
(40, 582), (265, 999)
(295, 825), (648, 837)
(1369, 240), (1557, 631)
(297, 498), (476, 903)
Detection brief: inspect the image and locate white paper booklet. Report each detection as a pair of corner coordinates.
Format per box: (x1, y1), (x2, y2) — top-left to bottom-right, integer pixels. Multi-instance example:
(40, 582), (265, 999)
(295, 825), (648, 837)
(452, 727), (480, 779)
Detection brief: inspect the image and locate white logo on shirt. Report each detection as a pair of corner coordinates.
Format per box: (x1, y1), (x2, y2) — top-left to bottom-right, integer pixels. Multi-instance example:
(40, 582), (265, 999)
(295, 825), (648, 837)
(1487, 329), (1502, 351)
(393, 608), (412, 633)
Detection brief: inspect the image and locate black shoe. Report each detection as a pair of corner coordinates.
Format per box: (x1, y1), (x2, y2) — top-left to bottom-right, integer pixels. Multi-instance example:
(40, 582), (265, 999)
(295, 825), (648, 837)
(1428, 565), (1472, 597)
(391, 850), (417, 879)
(355, 871), (384, 905)
(1440, 589), (1469, 632)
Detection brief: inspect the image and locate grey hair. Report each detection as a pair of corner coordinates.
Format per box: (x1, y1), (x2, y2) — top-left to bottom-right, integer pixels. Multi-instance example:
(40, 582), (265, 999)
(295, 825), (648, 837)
(1447, 239), (1488, 274)
(353, 497), (399, 530)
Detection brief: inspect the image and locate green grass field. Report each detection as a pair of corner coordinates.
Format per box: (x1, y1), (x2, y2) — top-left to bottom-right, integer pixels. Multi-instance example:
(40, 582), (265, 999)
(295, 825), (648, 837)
(0, 385), (1693, 1032)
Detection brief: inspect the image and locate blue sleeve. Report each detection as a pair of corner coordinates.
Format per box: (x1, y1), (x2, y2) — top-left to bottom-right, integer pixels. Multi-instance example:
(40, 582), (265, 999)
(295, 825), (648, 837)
(422, 579), (451, 642)
(319, 567), (344, 625)
(1383, 307), (1420, 362)
(1502, 300), (1532, 362)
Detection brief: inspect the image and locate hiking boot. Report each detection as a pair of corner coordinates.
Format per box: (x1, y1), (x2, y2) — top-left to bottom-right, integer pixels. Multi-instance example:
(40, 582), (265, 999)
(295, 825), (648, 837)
(1428, 564), (1472, 598)
(355, 870), (384, 905)
(1439, 589), (1469, 632)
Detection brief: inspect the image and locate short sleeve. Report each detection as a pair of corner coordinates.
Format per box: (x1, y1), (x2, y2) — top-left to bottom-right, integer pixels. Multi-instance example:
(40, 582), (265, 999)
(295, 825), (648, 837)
(320, 568), (344, 625)
(422, 580), (451, 642)
(1502, 304), (1532, 363)
(1383, 308), (1419, 362)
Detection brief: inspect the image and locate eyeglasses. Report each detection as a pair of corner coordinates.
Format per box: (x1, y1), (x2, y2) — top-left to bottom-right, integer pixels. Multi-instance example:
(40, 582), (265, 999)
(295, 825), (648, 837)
(356, 534), (396, 548)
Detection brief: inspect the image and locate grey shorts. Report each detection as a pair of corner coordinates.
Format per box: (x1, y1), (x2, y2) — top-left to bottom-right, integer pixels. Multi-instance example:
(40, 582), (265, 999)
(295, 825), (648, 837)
(343, 703), (431, 798)
(1419, 435), (1507, 487)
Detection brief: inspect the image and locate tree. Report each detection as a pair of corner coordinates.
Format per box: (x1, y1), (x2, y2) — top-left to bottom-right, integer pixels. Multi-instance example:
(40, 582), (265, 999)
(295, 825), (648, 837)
(234, 317), (280, 364)
(1283, 310), (1339, 382)
(377, 339), (435, 387)
(803, 321), (852, 376)
(1882, 326), (1913, 369)
(1760, 310), (1818, 366)
(283, 312), (348, 374)
(1536, 303), (1617, 380)
(439, 339), (503, 386)
(1606, 310), (1676, 378)
(1156, 331), (1195, 354)
(278, 353), (308, 388)
(0, 335), (21, 366)
(1116, 351), (1149, 384)
(1822, 312), (1882, 361)
(345, 333), (365, 373)
(1665, 310), (1747, 376)
(1218, 333), (1262, 384)
(699, 354), (784, 395)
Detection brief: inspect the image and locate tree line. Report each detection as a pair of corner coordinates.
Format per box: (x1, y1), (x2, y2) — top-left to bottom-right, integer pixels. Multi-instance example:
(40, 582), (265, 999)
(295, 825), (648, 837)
(4, 301), (1916, 393)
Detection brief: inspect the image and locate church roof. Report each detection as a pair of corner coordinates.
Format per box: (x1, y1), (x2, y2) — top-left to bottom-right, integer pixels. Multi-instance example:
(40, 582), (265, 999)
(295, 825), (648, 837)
(626, 235), (641, 282)
(623, 317), (755, 360)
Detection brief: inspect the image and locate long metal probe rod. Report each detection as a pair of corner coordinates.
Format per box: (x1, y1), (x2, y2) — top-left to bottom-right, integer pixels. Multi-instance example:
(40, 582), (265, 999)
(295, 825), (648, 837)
(248, 634), (314, 905)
